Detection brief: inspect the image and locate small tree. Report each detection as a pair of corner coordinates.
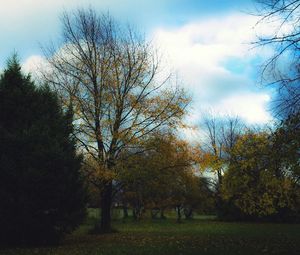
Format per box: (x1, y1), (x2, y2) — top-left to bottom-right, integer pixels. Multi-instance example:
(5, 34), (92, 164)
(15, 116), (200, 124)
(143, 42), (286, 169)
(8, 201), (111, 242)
(0, 56), (86, 245)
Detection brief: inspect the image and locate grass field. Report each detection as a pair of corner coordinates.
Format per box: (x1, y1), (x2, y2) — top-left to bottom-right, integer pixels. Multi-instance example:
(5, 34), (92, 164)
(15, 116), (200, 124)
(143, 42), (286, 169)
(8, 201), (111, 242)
(1, 209), (300, 255)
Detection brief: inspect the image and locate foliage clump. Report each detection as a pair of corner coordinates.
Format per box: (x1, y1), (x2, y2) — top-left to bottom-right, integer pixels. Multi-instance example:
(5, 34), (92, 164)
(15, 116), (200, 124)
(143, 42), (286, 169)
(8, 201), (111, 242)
(221, 130), (300, 222)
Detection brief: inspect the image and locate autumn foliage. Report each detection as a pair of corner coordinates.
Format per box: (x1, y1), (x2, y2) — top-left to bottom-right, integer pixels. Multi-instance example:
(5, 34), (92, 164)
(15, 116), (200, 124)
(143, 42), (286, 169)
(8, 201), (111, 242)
(221, 130), (300, 222)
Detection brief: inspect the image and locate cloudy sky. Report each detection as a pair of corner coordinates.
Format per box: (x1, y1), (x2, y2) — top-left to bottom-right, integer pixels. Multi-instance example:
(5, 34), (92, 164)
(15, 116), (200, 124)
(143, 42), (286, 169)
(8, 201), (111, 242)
(0, 0), (275, 132)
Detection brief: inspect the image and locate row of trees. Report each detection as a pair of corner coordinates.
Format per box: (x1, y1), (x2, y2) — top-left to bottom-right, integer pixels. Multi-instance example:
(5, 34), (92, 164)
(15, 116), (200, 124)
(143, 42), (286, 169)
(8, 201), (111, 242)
(116, 132), (214, 222)
(193, 0), (300, 222)
(84, 131), (215, 224)
(84, 110), (299, 223)
(197, 113), (299, 221)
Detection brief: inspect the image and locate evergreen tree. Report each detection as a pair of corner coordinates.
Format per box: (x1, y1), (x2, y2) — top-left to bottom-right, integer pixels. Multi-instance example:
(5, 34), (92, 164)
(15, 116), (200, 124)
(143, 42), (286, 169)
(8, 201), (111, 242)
(0, 55), (86, 245)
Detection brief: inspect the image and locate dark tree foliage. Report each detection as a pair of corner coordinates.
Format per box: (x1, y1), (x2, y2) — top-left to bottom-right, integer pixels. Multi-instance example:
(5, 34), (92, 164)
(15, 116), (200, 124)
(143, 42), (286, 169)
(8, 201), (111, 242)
(253, 1), (300, 220)
(0, 56), (87, 246)
(273, 111), (300, 184)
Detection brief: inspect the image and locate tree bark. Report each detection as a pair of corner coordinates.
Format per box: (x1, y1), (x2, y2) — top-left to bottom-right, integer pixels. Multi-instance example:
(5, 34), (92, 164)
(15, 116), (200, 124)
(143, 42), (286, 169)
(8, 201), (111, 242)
(176, 206), (182, 223)
(133, 206), (143, 220)
(160, 208), (166, 219)
(184, 207), (193, 219)
(151, 208), (160, 219)
(123, 204), (128, 219)
(132, 207), (137, 220)
(100, 181), (113, 232)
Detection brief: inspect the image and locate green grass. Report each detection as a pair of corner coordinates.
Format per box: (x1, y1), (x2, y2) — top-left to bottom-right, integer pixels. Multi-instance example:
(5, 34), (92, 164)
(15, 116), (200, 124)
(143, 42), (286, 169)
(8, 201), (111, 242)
(1, 209), (300, 255)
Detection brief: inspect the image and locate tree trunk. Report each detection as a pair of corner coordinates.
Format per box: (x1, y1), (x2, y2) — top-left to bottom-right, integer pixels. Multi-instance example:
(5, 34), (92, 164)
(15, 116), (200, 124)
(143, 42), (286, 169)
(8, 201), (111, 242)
(133, 206), (138, 220)
(160, 208), (166, 219)
(184, 207), (193, 219)
(100, 181), (113, 233)
(123, 204), (128, 219)
(217, 169), (222, 186)
(133, 205), (143, 220)
(176, 206), (182, 223)
(151, 208), (160, 219)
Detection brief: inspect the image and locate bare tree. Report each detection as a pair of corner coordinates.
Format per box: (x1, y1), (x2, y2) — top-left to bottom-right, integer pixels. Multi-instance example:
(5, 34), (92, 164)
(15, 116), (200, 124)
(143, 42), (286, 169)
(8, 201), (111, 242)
(42, 9), (189, 232)
(199, 113), (244, 213)
(254, 0), (300, 116)
(200, 113), (244, 185)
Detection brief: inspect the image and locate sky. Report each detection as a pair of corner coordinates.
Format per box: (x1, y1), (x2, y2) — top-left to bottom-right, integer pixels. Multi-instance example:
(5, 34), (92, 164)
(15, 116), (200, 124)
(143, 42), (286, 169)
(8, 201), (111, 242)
(0, 0), (275, 137)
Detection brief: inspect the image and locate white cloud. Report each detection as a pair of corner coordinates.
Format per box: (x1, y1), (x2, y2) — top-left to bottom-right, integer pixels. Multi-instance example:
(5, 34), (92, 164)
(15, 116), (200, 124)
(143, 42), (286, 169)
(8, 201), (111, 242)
(153, 13), (258, 78)
(21, 12), (274, 128)
(213, 93), (272, 124)
(21, 55), (50, 82)
(153, 13), (274, 125)
(22, 55), (46, 74)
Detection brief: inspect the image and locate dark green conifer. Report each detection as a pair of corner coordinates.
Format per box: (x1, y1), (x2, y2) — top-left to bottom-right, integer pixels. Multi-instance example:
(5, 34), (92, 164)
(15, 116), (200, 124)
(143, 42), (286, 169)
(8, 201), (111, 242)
(0, 55), (86, 245)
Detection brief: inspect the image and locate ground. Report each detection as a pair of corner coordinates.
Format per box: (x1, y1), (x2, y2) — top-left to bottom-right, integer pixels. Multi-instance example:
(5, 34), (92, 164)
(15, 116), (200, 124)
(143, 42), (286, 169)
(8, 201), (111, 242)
(1, 209), (300, 255)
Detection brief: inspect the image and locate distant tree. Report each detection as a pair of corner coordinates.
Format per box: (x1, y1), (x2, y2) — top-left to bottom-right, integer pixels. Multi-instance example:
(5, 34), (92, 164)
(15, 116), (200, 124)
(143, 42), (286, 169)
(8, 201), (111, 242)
(254, 0), (300, 116)
(199, 114), (244, 186)
(119, 132), (199, 221)
(221, 131), (300, 221)
(172, 171), (205, 222)
(182, 175), (215, 219)
(43, 9), (189, 232)
(0, 56), (86, 245)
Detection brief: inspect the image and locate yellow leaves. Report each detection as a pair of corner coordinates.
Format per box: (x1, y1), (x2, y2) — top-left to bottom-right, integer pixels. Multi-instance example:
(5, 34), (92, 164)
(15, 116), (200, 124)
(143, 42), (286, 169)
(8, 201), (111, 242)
(198, 151), (223, 173)
(222, 131), (300, 218)
(82, 156), (117, 183)
(119, 132), (199, 208)
(259, 193), (277, 216)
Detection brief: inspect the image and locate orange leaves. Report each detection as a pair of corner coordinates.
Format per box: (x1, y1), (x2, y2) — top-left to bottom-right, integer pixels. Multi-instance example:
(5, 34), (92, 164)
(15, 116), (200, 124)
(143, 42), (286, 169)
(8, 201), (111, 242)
(82, 156), (117, 184)
(198, 151), (223, 173)
(118, 131), (200, 209)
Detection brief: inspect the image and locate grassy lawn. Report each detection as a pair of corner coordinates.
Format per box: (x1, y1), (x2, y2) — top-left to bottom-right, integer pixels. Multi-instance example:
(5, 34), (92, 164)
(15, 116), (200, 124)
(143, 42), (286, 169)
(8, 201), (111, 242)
(1, 209), (300, 255)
